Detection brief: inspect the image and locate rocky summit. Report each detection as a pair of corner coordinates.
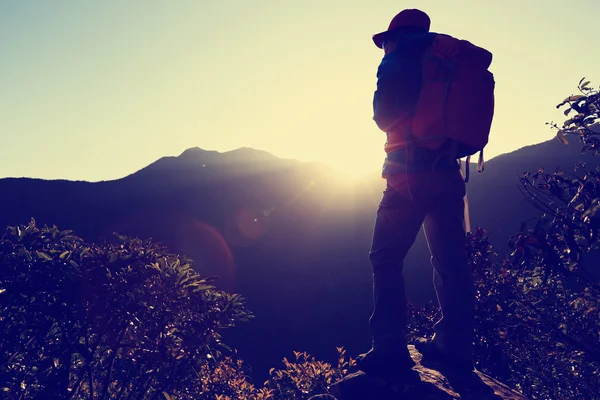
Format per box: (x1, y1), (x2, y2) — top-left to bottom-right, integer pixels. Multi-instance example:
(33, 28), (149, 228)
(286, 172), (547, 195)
(320, 346), (526, 400)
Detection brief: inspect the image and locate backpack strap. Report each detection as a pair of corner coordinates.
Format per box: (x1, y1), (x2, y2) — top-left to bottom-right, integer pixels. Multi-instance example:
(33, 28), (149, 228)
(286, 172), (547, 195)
(477, 149), (485, 173)
(464, 189), (472, 234)
(463, 150), (485, 183)
(459, 159), (472, 234)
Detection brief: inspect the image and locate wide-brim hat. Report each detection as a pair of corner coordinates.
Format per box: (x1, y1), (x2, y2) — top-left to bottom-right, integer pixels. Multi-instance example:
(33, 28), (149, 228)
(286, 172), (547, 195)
(372, 9), (431, 48)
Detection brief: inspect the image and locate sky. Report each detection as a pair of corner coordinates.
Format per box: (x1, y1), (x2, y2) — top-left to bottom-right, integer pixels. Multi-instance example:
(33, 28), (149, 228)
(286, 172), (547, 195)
(1, 0), (599, 182)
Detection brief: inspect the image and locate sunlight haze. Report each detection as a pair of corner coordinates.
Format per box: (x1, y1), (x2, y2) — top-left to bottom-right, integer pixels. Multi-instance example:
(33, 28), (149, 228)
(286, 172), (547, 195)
(1, 0), (598, 181)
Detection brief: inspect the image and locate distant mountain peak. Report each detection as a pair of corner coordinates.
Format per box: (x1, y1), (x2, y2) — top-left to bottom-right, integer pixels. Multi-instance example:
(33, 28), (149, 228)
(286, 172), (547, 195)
(222, 147), (278, 161)
(177, 147), (279, 164)
(178, 146), (276, 159)
(178, 147), (219, 159)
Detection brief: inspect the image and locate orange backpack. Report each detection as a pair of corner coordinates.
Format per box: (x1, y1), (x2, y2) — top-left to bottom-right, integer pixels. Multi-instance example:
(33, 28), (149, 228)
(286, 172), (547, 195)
(412, 34), (495, 178)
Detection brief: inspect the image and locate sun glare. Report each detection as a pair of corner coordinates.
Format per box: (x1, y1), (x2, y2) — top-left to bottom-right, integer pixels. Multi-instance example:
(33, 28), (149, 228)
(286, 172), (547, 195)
(336, 163), (379, 182)
(323, 151), (383, 182)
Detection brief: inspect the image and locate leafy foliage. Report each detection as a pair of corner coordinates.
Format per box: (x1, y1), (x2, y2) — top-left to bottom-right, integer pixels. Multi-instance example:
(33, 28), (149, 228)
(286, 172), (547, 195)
(0, 220), (353, 400)
(506, 80), (600, 398)
(0, 220), (251, 399)
(265, 348), (355, 400)
(193, 355), (273, 400)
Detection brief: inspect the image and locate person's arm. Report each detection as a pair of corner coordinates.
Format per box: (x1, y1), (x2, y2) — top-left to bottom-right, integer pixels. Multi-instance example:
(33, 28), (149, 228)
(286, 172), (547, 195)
(372, 40), (422, 133)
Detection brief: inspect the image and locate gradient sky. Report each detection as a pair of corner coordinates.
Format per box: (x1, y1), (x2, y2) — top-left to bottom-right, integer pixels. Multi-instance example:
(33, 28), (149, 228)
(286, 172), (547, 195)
(1, 0), (599, 181)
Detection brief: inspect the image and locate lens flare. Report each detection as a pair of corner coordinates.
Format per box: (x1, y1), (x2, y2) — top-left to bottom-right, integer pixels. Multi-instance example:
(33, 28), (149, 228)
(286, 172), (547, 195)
(225, 206), (270, 247)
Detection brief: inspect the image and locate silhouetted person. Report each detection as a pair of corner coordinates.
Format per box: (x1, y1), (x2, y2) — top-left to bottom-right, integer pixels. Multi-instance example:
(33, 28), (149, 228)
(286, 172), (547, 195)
(357, 9), (495, 377)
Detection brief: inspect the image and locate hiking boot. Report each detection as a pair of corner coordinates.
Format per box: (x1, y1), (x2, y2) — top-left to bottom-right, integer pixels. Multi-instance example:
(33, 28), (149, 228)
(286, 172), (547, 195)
(356, 347), (416, 377)
(414, 337), (474, 372)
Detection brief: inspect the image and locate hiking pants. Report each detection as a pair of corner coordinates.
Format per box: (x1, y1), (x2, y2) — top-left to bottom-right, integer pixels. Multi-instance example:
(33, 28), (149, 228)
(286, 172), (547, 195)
(368, 168), (475, 359)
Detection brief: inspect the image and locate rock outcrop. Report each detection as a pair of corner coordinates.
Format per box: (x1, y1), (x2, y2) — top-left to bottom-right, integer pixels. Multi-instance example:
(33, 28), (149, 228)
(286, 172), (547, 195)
(323, 345), (526, 400)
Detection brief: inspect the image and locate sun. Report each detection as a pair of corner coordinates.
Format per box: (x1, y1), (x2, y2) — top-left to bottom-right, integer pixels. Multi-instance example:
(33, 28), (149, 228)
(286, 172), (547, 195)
(323, 153), (382, 182)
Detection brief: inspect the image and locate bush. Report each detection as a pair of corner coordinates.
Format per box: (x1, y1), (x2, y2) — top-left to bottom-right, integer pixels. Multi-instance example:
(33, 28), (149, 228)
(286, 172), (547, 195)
(0, 220), (351, 400)
(264, 348), (355, 400)
(0, 220), (251, 400)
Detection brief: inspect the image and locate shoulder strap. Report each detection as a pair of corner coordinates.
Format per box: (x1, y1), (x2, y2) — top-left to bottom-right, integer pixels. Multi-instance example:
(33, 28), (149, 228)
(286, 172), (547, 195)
(462, 150), (485, 183)
(477, 150), (485, 173)
(459, 160), (472, 234)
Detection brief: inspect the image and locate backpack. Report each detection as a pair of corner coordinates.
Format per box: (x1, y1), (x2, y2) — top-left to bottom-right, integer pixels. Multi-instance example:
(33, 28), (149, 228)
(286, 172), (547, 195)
(412, 34), (495, 176)
(373, 33), (495, 180)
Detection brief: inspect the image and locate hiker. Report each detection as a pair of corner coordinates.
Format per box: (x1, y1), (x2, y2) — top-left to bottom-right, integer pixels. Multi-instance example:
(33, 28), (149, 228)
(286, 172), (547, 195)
(357, 9), (495, 376)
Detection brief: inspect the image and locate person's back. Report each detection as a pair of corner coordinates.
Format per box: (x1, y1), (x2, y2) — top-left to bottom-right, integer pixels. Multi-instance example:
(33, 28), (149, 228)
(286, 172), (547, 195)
(357, 9), (493, 378)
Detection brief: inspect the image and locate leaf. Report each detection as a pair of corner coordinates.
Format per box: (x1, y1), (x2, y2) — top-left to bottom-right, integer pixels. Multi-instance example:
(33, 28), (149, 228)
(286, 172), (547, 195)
(176, 269), (188, 286)
(559, 323), (568, 334)
(585, 307), (597, 315)
(581, 80), (590, 89)
(588, 122), (600, 134)
(178, 275), (198, 288)
(498, 328), (508, 339)
(60, 235), (82, 242)
(557, 95), (585, 108)
(192, 285), (213, 292)
(80, 248), (90, 259)
(564, 107), (572, 116)
(36, 251), (52, 261)
(565, 95), (586, 103)
(147, 263), (162, 272)
(556, 130), (569, 145)
(59, 251), (70, 260)
(219, 342), (232, 352)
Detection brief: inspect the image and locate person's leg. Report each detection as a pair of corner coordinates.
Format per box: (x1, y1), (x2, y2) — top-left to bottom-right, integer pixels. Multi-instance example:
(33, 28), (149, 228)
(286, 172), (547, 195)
(422, 171), (475, 363)
(360, 177), (426, 373)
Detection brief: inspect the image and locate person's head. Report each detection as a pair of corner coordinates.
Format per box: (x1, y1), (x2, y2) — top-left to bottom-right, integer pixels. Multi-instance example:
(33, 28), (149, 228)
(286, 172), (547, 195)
(372, 9), (431, 52)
